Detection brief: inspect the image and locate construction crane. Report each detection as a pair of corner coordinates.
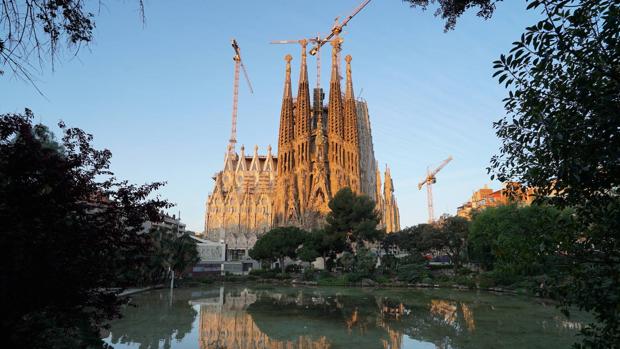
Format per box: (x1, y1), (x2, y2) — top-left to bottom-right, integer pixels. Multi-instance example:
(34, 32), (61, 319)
(228, 39), (254, 155)
(308, 0), (372, 56)
(270, 35), (324, 88)
(418, 156), (453, 224)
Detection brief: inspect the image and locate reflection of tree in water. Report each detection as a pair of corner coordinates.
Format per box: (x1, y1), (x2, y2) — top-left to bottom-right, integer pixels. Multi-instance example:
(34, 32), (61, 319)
(105, 287), (586, 349)
(107, 289), (197, 349)
(245, 289), (487, 349)
(246, 289), (401, 348)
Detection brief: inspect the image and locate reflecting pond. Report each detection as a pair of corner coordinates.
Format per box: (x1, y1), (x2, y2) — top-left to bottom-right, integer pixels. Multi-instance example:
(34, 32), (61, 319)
(104, 285), (587, 349)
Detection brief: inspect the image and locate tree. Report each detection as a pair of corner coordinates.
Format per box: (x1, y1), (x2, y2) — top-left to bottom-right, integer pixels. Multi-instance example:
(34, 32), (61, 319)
(435, 216), (469, 269)
(487, 1), (620, 345)
(325, 187), (384, 250)
(148, 227), (199, 282)
(404, 1), (619, 344)
(403, 0), (497, 31)
(395, 223), (437, 254)
(0, 110), (169, 348)
(298, 229), (347, 271)
(1, 1), (145, 87)
(468, 204), (572, 277)
(249, 226), (307, 273)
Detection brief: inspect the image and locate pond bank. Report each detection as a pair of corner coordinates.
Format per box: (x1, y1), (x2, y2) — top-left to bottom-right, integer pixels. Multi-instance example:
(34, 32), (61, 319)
(182, 276), (535, 297)
(118, 284), (164, 297)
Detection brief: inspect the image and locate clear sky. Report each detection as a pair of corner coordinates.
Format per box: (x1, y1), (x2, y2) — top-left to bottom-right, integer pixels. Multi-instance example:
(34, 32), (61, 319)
(1, 0), (541, 232)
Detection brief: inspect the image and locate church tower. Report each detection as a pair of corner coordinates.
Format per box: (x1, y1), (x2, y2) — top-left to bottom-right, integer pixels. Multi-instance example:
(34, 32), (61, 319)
(326, 38), (346, 196)
(275, 54), (298, 225)
(343, 54), (361, 193)
(294, 40), (312, 221)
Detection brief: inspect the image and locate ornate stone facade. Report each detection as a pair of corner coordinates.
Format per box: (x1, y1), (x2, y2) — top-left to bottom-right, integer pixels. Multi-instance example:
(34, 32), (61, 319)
(204, 38), (400, 249)
(204, 145), (277, 248)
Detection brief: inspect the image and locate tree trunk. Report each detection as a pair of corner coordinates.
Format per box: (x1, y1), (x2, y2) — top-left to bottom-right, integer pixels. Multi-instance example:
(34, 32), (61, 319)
(280, 257), (285, 273)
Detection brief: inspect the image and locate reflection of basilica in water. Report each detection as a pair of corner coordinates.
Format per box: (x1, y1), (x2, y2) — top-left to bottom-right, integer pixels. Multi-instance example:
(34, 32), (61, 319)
(190, 288), (480, 349)
(105, 286), (586, 349)
(192, 288), (330, 349)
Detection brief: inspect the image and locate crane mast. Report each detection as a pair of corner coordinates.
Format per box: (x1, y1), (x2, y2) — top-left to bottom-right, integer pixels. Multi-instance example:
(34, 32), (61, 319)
(418, 156), (453, 224)
(229, 39), (253, 155)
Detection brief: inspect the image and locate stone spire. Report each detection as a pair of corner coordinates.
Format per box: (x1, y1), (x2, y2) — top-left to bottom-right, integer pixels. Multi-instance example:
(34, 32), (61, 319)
(375, 161), (384, 212)
(263, 145), (275, 172)
(295, 40), (311, 140)
(249, 145), (261, 172)
(327, 39), (344, 139)
(343, 55), (359, 145)
(343, 54), (360, 193)
(277, 54), (295, 176)
(294, 41), (313, 221)
(383, 164), (400, 233)
(327, 38), (345, 195)
(236, 145), (247, 172)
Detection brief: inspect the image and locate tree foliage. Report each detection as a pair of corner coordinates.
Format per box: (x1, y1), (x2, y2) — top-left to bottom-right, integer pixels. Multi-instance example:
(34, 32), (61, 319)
(325, 187), (384, 249)
(488, 0), (620, 345)
(468, 204), (571, 274)
(0, 0), (144, 85)
(402, 0), (498, 30)
(435, 216), (469, 268)
(0, 110), (169, 348)
(249, 226), (307, 273)
(147, 227), (199, 281)
(298, 229), (346, 270)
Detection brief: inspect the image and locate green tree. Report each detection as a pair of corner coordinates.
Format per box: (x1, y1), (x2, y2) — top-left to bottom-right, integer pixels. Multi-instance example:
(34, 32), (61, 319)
(149, 227), (199, 282)
(468, 204), (572, 277)
(487, 1), (620, 344)
(0, 110), (169, 348)
(395, 223), (437, 254)
(404, 1), (619, 344)
(249, 226), (307, 273)
(325, 187), (384, 250)
(435, 216), (469, 269)
(298, 229), (347, 271)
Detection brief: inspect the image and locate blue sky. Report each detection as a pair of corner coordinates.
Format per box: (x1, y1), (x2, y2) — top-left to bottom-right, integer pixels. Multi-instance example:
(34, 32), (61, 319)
(1, 0), (541, 232)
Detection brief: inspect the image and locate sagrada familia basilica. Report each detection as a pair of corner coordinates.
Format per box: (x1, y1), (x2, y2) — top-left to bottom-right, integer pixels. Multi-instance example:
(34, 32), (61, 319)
(204, 39), (400, 252)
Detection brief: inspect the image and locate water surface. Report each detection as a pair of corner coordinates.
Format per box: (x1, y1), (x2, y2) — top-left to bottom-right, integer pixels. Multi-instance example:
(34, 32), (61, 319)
(104, 285), (586, 349)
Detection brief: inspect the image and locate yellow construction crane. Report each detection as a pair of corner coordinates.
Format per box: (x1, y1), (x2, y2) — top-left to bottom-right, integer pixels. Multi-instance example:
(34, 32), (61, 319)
(228, 39), (254, 154)
(418, 156), (453, 224)
(308, 0), (372, 56)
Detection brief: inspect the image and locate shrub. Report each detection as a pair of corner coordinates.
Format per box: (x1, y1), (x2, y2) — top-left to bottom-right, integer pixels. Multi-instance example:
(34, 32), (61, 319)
(302, 267), (316, 281)
(477, 272), (497, 289)
(396, 263), (431, 283)
(317, 275), (349, 286)
(337, 252), (355, 272)
(249, 269), (278, 279)
(285, 264), (302, 273)
(345, 272), (365, 283)
(354, 248), (377, 276)
(421, 277), (433, 284)
(374, 275), (390, 284)
(379, 255), (399, 275)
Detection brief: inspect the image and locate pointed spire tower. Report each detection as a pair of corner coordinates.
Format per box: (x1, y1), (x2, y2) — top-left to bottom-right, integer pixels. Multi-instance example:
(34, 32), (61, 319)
(275, 54), (298, 225)
(295, 40), (312, 145)
(294, 40), (312, 221)
(383, 164), (399, 233)
(327, 37), (345, 195)
(343, 54), (361, 193)
(277, 54), (295, 176)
